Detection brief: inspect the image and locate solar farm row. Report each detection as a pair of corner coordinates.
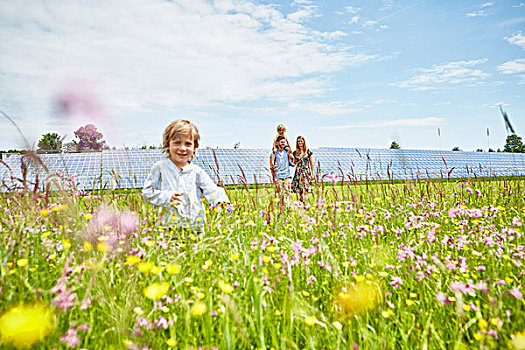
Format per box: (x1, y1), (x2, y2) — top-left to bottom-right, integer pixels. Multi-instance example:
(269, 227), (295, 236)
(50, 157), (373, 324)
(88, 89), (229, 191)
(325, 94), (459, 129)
(1, 148), (524, 191)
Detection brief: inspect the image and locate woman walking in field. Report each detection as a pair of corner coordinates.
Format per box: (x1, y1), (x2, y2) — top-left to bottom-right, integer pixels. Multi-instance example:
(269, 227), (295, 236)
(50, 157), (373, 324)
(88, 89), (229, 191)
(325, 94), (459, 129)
(291, 136), (314, 203)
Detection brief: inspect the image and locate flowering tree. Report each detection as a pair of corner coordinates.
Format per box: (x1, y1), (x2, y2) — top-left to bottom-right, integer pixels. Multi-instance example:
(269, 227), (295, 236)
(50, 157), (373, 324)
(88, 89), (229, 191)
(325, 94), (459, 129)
(72, 124), (108, 152)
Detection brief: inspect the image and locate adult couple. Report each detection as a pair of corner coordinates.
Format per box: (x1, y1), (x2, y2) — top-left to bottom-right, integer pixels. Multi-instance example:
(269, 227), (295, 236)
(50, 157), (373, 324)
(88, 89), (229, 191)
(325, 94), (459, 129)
(270, 134), (314, 205)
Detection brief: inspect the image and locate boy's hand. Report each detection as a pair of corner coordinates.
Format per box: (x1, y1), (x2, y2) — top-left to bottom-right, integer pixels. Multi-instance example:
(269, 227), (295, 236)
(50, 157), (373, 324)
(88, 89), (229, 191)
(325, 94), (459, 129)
(170, 192), (183, 207)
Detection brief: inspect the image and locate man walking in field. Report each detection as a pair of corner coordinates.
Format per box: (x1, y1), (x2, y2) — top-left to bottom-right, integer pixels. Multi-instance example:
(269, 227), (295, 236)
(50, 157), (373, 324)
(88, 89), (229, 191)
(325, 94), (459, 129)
(270, 135), (294, 207)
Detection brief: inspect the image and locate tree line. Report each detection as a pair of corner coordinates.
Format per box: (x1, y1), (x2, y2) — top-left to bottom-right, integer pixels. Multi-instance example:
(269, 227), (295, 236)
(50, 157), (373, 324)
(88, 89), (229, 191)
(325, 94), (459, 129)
(389, 134), (525, 153)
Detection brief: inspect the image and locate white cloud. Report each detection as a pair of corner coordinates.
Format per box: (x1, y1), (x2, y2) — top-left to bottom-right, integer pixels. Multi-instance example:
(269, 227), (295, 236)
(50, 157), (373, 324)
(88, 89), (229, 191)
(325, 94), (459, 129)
(395, 59), (490, 91)
(288, 100), (364, 115)
(514, 2), (525, 7)
(481, 2), (494, 7)
(0, 0), (370, 118)
(344, 6), (361, 14)
(319, 117), (445, 130)
(505, 31), (525, 50)
(497, 59), (525, 74)
(467, 10), (488, 17)
(349, 16), (360, 24)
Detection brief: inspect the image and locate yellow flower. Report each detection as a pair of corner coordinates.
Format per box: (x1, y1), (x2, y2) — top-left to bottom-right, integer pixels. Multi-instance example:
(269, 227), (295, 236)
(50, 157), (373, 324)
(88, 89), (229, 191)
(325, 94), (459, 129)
(16, 259), (28, 267)
(40, 209), (50, 216)
(83, 241), (93, 252)
(166, 263), (181, 275)
(381, 310), (393, 318)
(97, 242), (110, 253)
(405, 300), (414, 306)
(166, 338), (178, 347)
(137, 262), (154, 274)
(0, 303), (55, 349)
(354, 275), (366, 282)
(274, 310), (281, 316)
(197, 292), (205, 300)
(512, 330), (525, 350)
(144, 239), (154, 247)
(335, 281), (381, 317)
(478, 319), (488, 329)
(125, 255), (142, 266)
(144, 282), (169, 301)
(62, 239), (71, 250)
(262, 256), (271, 264)
(473, 333), (485, 341)
(267, 246), (277, 253)
(333, 321), (342, 331)
(133, 307), (143, 315)
(202, 260), (212, 270)
(219, 281), (234, 294)
(305, 316), (317, 326)
(190, 301), (207, 317)
(151, 265), (162, 275)
(230, 253), (240, 261)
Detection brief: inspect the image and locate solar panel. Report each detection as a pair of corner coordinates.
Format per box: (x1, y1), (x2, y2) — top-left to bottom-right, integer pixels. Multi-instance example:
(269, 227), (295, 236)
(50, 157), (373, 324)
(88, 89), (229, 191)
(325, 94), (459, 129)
(1, 148), (524, 191)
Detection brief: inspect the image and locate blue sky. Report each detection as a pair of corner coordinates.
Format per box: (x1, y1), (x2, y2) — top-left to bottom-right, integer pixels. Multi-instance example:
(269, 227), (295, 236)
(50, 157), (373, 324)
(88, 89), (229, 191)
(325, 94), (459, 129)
(1, 0), (524, 151)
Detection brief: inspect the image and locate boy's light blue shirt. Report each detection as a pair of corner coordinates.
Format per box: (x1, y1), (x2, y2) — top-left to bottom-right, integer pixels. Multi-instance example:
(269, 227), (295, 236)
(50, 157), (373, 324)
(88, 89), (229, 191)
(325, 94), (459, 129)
(274, 149), (291, 179)
(142, 158), (229, 231)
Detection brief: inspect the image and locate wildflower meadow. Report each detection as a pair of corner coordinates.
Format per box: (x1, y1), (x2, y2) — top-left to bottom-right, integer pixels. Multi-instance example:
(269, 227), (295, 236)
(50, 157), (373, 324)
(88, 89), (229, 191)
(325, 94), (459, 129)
(0, 170), (524, 349)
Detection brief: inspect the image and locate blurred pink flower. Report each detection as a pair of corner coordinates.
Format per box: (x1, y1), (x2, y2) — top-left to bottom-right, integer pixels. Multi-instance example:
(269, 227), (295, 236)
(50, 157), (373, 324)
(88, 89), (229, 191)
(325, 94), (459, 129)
(508, 288), (523, 300)
(390, 276), (403, 288)
(81, 207), (138, 254)
(60, 328), (79, 348)
(325, 174), (339, 184)
(436, 292), (451, 305)
(55, 80), (105, 119)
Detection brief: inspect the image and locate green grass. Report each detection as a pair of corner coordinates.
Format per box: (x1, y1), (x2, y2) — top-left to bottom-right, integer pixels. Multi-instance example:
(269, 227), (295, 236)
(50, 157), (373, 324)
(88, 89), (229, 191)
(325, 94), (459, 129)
(0, 176), (524, 349)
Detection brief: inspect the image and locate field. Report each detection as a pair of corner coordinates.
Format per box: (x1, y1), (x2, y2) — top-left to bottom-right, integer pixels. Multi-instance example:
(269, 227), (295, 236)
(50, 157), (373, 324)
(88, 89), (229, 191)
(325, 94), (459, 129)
(0, 174), (524, 349)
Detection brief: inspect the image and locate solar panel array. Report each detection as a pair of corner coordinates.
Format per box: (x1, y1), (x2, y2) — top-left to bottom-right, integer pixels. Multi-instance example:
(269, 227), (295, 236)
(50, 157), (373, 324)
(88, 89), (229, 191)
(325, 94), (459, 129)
(1, 148), (524, 191)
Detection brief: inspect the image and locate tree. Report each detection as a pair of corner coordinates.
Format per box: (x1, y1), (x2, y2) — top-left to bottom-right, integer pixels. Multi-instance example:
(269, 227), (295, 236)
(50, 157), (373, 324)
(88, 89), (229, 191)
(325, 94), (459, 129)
(452, 147), (461, 151)
(72, 124), (108, 152)
(503, 134), (525, 153)
(476, 148), (484, 152)
(234, 142), (240, 149)
(389, 141), (400, 149)
(37, 133), (63, 153)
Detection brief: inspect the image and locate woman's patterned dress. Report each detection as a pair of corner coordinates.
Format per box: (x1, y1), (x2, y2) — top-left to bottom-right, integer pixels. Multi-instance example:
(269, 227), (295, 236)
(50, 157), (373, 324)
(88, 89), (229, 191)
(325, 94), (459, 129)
(292, 149), (313, 194)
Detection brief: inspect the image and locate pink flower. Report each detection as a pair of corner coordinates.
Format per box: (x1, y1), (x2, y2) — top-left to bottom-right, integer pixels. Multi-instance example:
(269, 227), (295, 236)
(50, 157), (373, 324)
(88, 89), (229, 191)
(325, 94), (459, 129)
(508, 288), (523, 300)
(325, 174), (339, 184)
(55, 80), (105, 119)
(154, 316), (169, 329)
(60, 328), (79, 348)
(436, 292), (451, 305)
(390, 276), (403, 288)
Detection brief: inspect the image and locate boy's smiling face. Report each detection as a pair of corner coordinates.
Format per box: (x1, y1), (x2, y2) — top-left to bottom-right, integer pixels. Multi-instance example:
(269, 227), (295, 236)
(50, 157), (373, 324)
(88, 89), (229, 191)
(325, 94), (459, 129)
(168, 134), (195, 169)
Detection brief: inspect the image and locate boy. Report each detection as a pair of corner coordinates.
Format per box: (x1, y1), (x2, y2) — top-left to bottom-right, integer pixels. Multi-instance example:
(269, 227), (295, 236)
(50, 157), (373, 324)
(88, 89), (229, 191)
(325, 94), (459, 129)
(142, 120), (229, 232)
(270, 135), (294, 206)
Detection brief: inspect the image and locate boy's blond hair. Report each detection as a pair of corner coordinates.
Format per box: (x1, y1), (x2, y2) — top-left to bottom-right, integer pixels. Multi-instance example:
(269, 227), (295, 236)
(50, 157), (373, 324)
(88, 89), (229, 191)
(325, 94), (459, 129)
(277, 124), (286, 133)
(162, 120), (200, 156)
